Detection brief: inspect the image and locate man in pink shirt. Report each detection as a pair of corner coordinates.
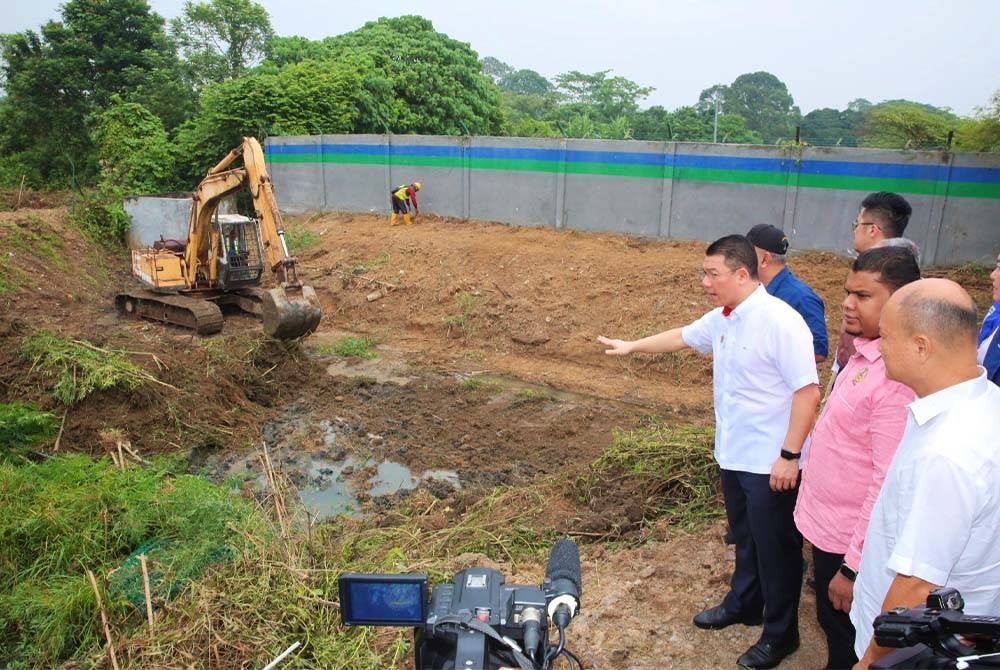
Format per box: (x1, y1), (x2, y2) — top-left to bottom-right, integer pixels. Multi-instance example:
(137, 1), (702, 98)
(794, 246), (920, 669)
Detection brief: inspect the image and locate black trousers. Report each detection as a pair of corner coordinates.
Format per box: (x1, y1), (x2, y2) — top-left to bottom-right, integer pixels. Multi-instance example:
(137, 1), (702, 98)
(720, 468), (802, 644)
(812, 546), (859, 669)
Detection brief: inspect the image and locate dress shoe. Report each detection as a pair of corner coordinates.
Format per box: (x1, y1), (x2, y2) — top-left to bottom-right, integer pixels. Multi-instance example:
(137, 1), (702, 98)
(692, 604), (763, 629)
(737, 636), (800, 669)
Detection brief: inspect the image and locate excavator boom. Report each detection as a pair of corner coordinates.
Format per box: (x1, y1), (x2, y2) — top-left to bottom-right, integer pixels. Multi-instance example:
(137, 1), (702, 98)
(119, 137), (321, 339)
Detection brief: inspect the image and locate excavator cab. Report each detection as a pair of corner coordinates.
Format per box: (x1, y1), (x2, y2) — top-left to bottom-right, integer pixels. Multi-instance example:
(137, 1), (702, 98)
(215, 214), (264, 288)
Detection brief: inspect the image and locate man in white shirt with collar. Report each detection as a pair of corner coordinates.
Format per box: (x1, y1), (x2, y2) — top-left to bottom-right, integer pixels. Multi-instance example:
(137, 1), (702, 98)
(599, 234), (820, 669)
(851, 278), (1000, 669)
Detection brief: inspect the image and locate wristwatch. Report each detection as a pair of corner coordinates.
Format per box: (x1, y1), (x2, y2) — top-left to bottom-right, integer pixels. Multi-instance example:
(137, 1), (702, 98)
(779, 449), (801, 460)
(839, 562), (858, 582)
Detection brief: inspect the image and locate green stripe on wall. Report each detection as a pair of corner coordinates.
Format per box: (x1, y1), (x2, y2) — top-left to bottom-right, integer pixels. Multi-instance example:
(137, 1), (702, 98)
(267, 153), (1000, 199)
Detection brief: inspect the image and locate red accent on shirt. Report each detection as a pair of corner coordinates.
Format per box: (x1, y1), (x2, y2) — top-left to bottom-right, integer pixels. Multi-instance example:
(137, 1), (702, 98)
(722, 306), (733, 317)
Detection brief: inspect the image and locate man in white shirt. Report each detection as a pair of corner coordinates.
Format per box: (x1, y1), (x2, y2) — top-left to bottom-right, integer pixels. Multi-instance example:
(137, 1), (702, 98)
(599, 235), (819, 670)
(850, 278), (1000, 669)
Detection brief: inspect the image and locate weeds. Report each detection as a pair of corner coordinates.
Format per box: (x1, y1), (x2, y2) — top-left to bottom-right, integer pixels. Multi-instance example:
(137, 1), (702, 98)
(581, 418), (721, 533)
(333, 335), (378, 358)
(0, 454), (264, 666)
(350, 250), (391, 274)
(0, 401), (58, 457)
(18, 330), (152, 404)
(442, 291), (482, 333)
(284, 225), (320, 253)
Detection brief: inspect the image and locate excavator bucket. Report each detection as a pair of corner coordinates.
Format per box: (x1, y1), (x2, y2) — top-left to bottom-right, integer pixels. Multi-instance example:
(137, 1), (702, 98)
(261, 285), (322, 340)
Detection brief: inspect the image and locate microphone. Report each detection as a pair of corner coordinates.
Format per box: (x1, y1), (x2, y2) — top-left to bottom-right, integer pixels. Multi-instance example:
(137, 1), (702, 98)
(544, 539), (582, 628)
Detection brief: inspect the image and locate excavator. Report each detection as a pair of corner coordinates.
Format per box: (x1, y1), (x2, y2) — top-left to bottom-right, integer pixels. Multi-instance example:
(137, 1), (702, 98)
(116, 137), (321, 340)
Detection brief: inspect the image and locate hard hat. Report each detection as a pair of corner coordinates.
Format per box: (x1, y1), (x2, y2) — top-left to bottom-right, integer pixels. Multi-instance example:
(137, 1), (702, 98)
(413, 181), (422, 191)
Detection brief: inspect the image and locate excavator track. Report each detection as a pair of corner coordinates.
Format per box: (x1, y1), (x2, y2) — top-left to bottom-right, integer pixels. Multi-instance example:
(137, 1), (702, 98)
(115, 290), (224, 335)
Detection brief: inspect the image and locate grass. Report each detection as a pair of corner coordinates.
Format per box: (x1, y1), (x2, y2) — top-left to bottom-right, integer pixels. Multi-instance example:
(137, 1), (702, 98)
(316, 335), (378, 359)
(350, 250), (391, 275)
(284, 224), (321, 254)
(0, 454), (265, 667)
(581, 418), (722, 533)
(442, 291), (482, 332)
(0, 401), (58, 459)
(0, 215), (67, 297)
(18, 330), (151, 405)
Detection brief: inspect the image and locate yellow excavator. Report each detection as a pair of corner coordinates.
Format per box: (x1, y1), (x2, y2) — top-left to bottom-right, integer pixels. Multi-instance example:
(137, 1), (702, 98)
(116, 137), (321, 339)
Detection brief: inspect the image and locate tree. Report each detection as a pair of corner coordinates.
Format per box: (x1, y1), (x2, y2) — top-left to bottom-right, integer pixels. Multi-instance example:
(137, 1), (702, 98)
(0, 0), (179, 185)
(170, 0), (274, 88)
(632, 105), (672, 141)
(270, 16), (504, 135)
(800, 107), (864, 146)
(955, 91), (1000, 152)
(173, 58), (363, 183)
(92, 96), (174, 195)
(862, 100), (957, 149)
(552, 70), (653, 123)
(701, 71), (800, 143)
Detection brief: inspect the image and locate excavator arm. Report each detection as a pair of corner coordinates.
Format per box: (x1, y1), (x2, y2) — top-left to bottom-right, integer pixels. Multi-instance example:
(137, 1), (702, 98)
(183, 137), (321, 338)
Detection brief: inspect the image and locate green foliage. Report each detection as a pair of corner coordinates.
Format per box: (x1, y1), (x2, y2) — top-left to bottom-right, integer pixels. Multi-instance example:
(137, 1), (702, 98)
(0, 0), (179, 185)
(170, 0), (275, 87)
(1, 214), (67, 268)
(18, 330), (148, 405)
(700, 71), (800, 143)
(863, 100), (957, 149)
(68, 190), (131, 243)
(955, 91), (1000, 152)
(271, 16), (505, 135)
(0, 454), (263, 665)
(582, 419), (721, 532)
(553, 69), (653, 123)
(283, 224), (320, 253)
(92, 96), (174, 196)
(0, 402), (58, 455)
(800, 107), (865, 147)
(482, 56), (553, 96)
(173, 58), (362, 183)
(325, 335), (377, 359)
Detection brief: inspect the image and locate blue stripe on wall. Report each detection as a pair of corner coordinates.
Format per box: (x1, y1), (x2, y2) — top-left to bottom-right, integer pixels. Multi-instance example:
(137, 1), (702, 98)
(265, 143), (1000, 184)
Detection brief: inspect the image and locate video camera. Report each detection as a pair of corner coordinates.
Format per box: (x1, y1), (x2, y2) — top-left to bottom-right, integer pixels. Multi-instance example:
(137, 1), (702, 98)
(872, 588), (1000, 669)
(338, 539), (583, 670)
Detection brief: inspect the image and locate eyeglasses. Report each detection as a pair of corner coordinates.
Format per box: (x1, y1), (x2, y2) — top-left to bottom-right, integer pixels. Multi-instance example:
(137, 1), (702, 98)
(851, 220), (879, 231)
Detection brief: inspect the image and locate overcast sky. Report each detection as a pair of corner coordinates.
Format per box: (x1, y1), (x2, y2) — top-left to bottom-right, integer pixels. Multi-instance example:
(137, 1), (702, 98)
(5, 0), (998, 117)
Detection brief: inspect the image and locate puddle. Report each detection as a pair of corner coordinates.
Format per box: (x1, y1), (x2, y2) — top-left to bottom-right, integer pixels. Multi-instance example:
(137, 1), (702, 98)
(198, 410), (460, 521)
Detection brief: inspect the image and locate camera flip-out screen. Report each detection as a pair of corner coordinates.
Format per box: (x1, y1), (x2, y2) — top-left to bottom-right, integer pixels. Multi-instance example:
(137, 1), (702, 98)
(338, 573), (429, 626)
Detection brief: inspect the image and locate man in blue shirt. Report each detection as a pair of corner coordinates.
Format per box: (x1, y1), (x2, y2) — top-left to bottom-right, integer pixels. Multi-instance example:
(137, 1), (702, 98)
(746, 224), (828, 363)
(978, 251), (1000, 386)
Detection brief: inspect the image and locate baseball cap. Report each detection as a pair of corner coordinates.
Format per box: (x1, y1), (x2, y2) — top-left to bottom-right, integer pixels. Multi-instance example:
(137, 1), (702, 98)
(746, 224), (789, 255)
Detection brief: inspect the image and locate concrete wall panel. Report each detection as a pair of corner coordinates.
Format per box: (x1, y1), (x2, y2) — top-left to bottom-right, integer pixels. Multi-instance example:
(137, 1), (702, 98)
(265, 135), (1000, 267)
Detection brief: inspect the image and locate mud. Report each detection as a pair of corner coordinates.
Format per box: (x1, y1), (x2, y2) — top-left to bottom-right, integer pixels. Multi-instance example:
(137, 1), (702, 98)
(1, 206), (994, 670)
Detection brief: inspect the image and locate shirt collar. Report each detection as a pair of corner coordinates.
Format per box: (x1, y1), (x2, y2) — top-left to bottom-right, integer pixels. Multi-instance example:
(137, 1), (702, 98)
(724, 283), (767, 319)
(853, 337), (883, 362)
(766, 266), (790, 293)
(908, 368), (990, 426)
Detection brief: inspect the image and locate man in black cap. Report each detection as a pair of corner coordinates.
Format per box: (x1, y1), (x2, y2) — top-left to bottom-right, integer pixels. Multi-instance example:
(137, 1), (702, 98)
(746, 224), (828, 363)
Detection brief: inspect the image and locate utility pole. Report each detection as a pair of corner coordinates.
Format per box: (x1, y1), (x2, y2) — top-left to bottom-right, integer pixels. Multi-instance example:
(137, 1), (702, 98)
(712, 91), (723, 144)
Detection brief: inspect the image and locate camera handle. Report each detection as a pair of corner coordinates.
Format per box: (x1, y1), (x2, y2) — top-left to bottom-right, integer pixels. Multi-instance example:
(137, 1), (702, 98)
(433, 614), (539, 670)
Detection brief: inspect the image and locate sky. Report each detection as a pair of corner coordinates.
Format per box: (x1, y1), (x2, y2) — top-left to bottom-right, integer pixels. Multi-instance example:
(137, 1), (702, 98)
(5, 0), (999, 117)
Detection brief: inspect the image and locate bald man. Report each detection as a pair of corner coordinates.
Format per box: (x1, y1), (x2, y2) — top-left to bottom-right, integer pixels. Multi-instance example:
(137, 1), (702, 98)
(850, 279), (1000, 669)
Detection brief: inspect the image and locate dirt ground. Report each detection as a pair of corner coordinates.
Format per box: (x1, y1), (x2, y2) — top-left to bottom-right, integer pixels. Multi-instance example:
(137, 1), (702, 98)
(1, 203), (994, 670)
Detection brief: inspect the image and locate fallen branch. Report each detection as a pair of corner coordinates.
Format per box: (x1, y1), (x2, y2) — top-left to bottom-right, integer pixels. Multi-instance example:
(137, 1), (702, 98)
(139, 554), (154, 629)
(86, 568), (121, 670)
(53, 409), (68, 452)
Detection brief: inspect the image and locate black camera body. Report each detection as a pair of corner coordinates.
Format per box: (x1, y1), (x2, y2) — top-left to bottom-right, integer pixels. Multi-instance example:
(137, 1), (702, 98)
(873, 588), (1000, 669)
(416, 567), (549, 669)
(339, 539), (582, 670)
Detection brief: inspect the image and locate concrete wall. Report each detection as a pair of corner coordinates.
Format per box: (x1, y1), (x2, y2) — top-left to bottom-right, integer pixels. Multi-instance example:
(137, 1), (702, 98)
(265, 135), (1000, 267)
